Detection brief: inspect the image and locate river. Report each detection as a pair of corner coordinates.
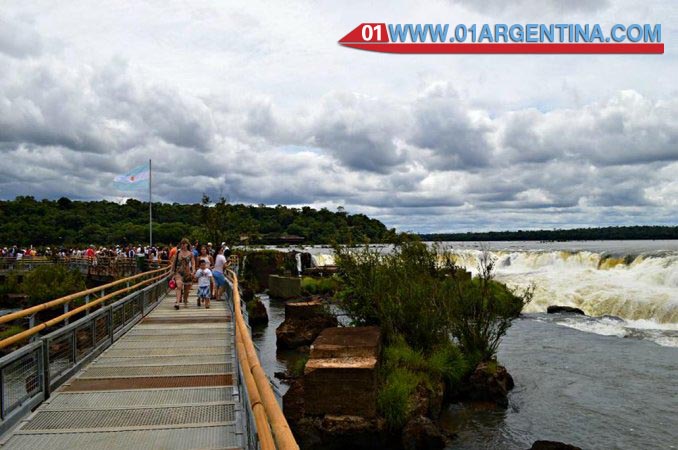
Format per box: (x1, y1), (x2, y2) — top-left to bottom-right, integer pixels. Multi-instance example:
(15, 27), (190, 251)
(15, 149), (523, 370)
(252, 240), (678, 449)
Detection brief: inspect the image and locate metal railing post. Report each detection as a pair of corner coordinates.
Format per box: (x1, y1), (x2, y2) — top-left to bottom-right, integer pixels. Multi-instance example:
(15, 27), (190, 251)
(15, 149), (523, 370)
(90, 318), (96, 351)
(43, 338), (51, 398)
(70, 330), (77, 366)
(38, 345), (45, 401)
(28, 315), (36, 343)
(141, 290), (146, 316)
(63, 303), (69, 326)
(0, 365), (5, 419)
(108, 307), (114, 347)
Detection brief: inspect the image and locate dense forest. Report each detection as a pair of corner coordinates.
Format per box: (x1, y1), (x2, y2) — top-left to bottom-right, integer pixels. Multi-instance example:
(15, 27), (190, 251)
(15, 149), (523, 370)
(420, 226), (678, 242)
(0, 196), (394, 246)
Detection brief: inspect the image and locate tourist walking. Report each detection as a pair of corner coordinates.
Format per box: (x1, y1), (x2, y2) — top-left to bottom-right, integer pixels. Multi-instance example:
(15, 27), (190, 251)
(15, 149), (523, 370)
(194, 259), (214, 308)
(212, 246), (228, 301)
(168, 242), (177, 261)
(197, 245), (213, 269)
(172, 238), (195, 309)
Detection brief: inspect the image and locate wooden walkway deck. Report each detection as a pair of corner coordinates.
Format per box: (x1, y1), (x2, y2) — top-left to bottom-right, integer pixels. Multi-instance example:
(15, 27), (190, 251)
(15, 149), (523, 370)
(0, 289), (244, 449)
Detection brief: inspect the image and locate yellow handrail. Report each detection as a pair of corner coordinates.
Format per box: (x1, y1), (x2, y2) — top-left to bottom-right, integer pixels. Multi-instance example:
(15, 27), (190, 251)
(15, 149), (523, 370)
(0, 265), (170, 325)
(227, 270), (299, 450)
(0, 271), (169, 349)
(236, 332), (276, 450)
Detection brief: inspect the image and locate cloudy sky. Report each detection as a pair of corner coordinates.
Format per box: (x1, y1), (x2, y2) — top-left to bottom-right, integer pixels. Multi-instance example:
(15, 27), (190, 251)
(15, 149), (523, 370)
(1, 1), (676, 233)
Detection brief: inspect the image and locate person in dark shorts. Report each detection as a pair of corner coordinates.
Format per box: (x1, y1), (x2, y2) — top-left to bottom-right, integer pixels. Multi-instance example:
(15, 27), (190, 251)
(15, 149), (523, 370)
(172, 238), (195, 309)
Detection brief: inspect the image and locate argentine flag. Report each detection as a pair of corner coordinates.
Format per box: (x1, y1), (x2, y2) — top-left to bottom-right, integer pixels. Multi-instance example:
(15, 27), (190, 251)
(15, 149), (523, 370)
(113, 163), (150, 191)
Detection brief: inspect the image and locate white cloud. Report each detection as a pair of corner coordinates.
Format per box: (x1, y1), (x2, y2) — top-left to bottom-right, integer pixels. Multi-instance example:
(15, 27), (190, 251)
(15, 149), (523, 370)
(0, 0), (676, 233)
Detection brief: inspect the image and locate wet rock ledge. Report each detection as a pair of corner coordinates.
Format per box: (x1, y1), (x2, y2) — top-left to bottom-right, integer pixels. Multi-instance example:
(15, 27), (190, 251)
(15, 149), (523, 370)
(276, 298), (337, 349)
(283, 326), (389, 449)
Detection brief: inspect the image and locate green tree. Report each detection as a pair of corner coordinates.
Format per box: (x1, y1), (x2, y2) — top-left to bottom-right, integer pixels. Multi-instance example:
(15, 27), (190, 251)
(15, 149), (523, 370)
(20, 265), (86, 306)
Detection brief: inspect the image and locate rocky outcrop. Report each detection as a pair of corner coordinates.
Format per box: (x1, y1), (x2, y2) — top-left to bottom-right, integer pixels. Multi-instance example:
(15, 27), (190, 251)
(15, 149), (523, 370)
(293, 415), (388, 450)
(240, 284), (255, 303)
(269, 275), (301, 299)
(285, 379), (388, 449)
(411, 381), (445, 419)
(284, 327), (385, 449)
(304, 327), (381, 418)
(547, 305), (585, 315)
(283, 378), (305, 423)
(530, 441), (582, 450)
(241, 251), (286, 292)
(276, 315), (337, 349)
(462, 362), (514, 407)
(247, 298), (268, 326)
(310, 326), (381, 359)
(276, 299), (337, 349)
(401, 415), (451, 450)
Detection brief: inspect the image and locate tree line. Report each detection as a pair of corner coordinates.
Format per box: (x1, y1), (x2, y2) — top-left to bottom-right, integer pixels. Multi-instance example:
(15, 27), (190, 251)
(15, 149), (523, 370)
(419, 225), (678, 242)
(0, 196), (395, 246)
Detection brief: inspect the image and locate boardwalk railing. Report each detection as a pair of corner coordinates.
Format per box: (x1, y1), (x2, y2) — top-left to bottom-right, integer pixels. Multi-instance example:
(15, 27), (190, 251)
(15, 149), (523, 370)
(0, 266), (171, 434)
(227, 270), (299, 450)
(0, 256), (163, 278)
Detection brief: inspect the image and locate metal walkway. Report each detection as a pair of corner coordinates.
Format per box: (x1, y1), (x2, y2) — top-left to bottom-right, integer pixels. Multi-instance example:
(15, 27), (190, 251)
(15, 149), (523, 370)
(0, 290), (244, 449)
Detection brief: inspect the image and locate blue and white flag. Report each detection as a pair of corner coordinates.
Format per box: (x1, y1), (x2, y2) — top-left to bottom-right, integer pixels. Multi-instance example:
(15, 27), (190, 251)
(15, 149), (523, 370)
(113, 163), (150, 190)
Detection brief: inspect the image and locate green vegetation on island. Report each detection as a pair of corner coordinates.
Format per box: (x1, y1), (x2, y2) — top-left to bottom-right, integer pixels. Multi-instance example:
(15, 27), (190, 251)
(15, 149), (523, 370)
(335, 241), (532, 429)
(0, 196), (394, 246)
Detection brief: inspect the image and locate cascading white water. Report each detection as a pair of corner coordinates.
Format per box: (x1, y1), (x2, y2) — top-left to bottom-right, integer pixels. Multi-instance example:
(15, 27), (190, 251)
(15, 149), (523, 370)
(297, 243), (678, 346)
(295, 252), (302, 277)
(448, 249), (678, 325)
(311, 253), (336, 267)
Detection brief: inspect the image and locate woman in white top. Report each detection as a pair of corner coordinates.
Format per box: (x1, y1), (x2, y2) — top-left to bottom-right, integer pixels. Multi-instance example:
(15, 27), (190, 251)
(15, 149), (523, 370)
(212, 246), (228, 301)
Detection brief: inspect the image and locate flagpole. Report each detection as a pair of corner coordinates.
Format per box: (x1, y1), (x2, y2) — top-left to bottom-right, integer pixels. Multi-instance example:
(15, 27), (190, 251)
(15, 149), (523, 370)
(149, 159), (153, 248)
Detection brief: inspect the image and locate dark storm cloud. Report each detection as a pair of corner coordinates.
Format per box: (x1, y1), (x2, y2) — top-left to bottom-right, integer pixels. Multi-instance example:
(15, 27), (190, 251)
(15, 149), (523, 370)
(410, 83), (493, 170)
(307, 92), (407, 173)
(0, 57), (214, 156)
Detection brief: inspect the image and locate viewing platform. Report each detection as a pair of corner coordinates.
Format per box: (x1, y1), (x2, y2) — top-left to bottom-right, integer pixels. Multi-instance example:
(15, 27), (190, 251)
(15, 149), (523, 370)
(0, 291), (241, 449)
(0, 264), (298, 449)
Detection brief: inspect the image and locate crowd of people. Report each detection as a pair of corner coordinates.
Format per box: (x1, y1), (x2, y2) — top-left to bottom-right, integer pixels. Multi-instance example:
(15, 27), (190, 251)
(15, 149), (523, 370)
(170, 238), (233, 310)
(1, 244), (169, 262)
(1, 241), (230, 263)
(2, 240), (235, 309)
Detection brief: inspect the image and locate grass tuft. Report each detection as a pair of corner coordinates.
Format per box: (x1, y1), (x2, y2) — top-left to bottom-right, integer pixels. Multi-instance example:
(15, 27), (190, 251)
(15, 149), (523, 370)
(378, 367), (421, 429)
(301, 276), (339, 296)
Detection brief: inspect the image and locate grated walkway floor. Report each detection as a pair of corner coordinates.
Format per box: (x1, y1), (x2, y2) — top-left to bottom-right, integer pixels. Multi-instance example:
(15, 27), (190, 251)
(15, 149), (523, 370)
(0, 289), (244, 450)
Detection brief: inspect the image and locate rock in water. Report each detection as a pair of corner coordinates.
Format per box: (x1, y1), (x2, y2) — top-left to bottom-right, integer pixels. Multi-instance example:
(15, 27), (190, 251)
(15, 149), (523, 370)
(547, 305), (586, 315)
(304, 327), (381, 418)
(240, 285), (255, 303)
(411, 382), (445, 419)
(247, 298), (268, 326)
(276, 299), (338, 349)
(283, 378), (305, 423)
(463, 362), (515, 407)
(268, 274), (301, 299)
(530, 441), (582, 450)
(401, 415), (448, 450)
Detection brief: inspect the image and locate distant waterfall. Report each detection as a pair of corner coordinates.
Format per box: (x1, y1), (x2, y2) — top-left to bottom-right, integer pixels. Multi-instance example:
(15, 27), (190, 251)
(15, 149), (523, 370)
(448, 249), (678, 324)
